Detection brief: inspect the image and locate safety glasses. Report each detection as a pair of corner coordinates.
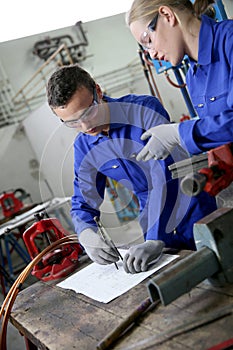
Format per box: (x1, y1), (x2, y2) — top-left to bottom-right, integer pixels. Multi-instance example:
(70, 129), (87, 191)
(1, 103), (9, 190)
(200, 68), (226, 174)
(61, 88), (98, 128)
(148, 12), (159, 32)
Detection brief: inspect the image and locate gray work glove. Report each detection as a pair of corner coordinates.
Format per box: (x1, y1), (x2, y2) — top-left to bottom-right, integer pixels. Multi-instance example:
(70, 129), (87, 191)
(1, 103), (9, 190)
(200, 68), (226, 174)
(136, 124), (180, 161)
(79, 228), (119, 265)
(123, 240), (165, 274)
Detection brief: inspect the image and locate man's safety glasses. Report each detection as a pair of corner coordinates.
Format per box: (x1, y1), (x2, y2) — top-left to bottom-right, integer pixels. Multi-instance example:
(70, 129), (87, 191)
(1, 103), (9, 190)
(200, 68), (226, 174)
(61, 88), (98, 128)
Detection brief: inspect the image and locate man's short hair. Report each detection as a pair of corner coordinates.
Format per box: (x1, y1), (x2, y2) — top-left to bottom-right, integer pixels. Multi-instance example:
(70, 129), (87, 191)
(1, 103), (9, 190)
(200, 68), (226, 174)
(47, 64), (96, 108)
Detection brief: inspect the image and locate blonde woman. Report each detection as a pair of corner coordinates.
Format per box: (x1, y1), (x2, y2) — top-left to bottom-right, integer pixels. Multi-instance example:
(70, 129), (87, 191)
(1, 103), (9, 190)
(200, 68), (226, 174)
(126, 0), (233, 161)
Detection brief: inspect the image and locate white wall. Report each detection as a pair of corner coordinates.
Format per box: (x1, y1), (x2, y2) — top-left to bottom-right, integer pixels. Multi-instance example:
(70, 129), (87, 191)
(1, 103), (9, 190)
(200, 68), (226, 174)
(0, 125), (42, 202)
(0, 12), (189, 116)
(223, 0), (232, 18)
(23, 103), (77, 201)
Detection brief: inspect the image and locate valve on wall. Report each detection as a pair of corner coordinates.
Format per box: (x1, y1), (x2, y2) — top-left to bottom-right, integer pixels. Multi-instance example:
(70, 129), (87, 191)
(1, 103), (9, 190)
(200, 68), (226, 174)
(32, 21), (91, 65)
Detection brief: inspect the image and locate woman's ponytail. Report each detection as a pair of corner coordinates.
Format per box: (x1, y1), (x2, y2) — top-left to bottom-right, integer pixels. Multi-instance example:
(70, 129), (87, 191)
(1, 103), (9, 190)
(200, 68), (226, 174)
(193, 0), (215, 18)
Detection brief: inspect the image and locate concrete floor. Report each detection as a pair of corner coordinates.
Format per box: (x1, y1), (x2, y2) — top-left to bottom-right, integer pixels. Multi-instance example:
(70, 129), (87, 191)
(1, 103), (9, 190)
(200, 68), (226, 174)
(6, 319), (25, 350)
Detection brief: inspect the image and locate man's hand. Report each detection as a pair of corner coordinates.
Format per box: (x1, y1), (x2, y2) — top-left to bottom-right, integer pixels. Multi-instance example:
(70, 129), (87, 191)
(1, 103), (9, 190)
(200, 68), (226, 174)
(136, 124), (180, 161)
(123, 240), (165, 274)
(79, 228), (119, 265)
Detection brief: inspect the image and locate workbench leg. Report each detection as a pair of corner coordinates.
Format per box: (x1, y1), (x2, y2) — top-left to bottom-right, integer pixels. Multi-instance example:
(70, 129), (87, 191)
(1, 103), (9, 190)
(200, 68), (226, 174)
(0, 271), (6, 296)
(24, 337), (38, 350)
(4, 232), (31, 278)
(0, 240), (6, 295)
(0, 238), (16, 296)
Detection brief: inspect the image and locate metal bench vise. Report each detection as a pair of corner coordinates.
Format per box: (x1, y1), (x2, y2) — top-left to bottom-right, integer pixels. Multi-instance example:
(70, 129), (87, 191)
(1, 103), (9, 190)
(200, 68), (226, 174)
(147, 207), (233, 305)
(169, 143), (233, 197)
(0, 191), (23, 218)
(23, 213), (83, 281)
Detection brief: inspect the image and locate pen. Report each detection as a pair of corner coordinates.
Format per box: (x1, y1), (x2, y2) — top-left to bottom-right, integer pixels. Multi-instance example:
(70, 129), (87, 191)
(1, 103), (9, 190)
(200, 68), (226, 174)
(94, 216), (123, 270)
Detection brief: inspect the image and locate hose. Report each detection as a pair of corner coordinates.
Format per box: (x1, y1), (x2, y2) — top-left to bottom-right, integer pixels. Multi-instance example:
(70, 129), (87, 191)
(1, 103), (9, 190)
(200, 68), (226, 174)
(164, 70), (186, 89)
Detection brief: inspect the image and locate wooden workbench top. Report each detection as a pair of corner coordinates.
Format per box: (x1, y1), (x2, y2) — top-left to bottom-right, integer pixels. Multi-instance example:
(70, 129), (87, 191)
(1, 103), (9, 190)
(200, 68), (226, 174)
(10, 252), (233, 350)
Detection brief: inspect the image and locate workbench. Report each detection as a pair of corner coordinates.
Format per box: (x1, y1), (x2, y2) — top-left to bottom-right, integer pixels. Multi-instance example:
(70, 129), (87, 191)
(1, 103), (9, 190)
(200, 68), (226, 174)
(9, 251), (233, 350)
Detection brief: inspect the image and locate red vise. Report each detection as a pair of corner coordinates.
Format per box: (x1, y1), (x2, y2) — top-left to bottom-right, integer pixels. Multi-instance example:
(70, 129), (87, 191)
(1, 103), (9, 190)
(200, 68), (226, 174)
(0, 192), (23, 218)
(199, 143), (233, 196)
(23, 218), (82, 281)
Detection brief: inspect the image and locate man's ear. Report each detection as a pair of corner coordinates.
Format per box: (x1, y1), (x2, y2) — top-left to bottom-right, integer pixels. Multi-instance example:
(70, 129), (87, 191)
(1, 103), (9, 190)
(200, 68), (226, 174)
(158, 5), (177, 26)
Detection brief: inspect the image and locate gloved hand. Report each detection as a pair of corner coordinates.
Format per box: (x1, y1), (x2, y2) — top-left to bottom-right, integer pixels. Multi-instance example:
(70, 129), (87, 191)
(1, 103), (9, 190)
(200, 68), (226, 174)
(79, 228), (119, 265)
(136, 124), (180, 161)
(123, 240), (165, 274)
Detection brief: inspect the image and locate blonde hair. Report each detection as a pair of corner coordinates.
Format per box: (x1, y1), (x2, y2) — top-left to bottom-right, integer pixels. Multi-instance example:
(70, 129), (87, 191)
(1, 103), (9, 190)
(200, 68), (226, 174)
(126, 0), (215, 26)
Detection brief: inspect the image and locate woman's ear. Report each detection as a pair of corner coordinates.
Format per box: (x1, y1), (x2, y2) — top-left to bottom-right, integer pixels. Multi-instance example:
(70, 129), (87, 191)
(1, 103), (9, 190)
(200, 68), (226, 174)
(95, 84), (103, 99)
(158, 5), (177, 26)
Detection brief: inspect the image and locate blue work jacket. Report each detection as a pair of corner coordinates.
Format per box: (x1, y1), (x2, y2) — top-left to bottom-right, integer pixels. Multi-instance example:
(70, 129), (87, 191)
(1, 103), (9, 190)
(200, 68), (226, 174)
(71, 94), (216, 250)
(179, 15), (233, 154)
